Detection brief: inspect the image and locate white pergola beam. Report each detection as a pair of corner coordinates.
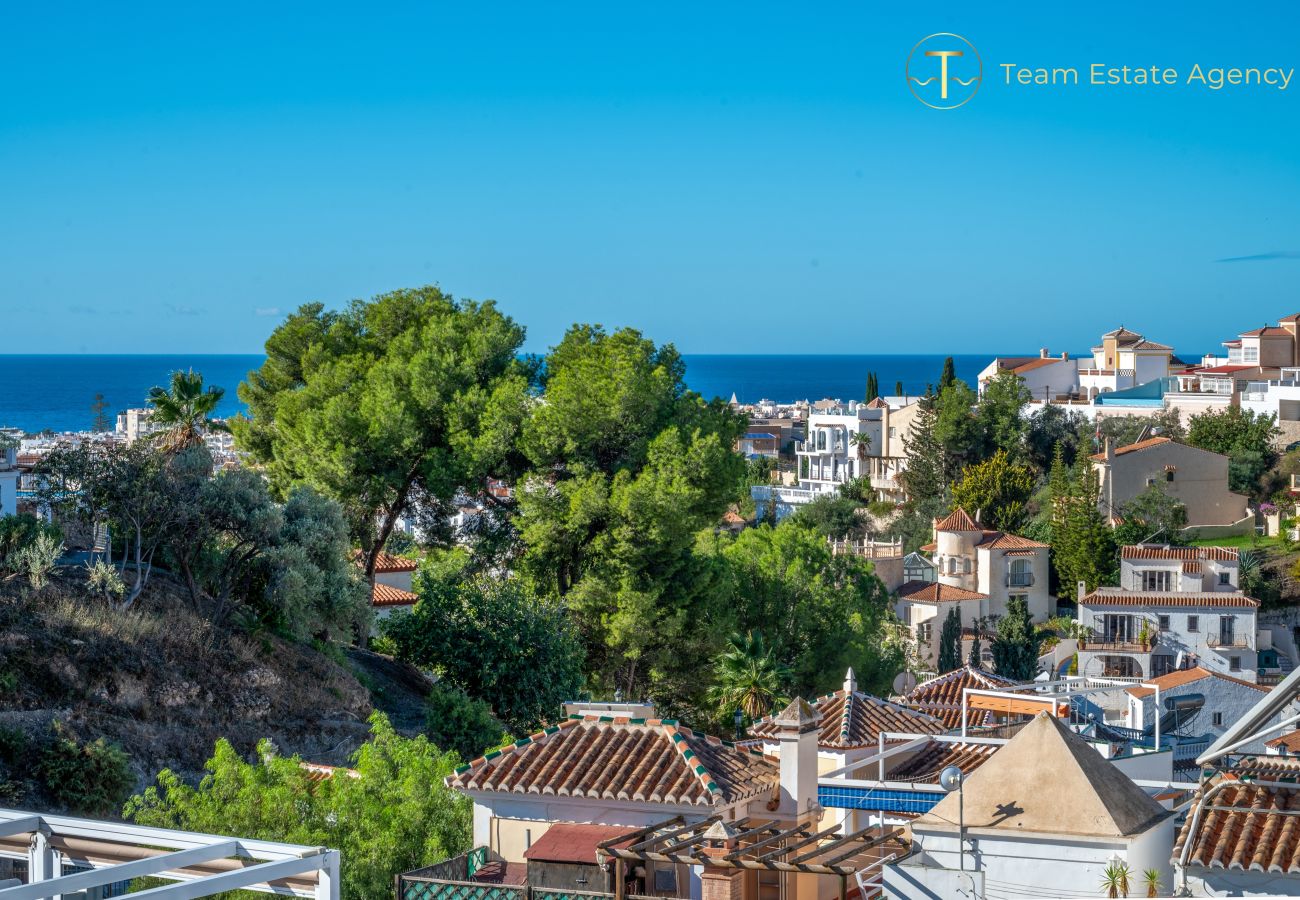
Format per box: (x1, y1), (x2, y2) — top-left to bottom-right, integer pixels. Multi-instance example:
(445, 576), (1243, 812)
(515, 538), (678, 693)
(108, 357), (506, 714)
(111, 852), (329, 900)
(0, 840), (240, 900)
(0, 819), (41, 840)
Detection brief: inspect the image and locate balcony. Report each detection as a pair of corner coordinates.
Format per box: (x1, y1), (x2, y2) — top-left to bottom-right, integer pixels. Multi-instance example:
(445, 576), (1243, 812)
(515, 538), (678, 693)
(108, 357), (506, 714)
(1006, 573), (1035, 588)
(1207, 634), (1252, 650)
(1083, 640), (1151, 653)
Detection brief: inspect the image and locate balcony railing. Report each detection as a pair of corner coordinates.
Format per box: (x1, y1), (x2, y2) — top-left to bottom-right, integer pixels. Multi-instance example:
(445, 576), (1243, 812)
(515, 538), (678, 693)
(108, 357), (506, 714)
(1207, 635), (1252, 649)
(1006, 573), (1035, 588)
(1083, 641), (1152, 653)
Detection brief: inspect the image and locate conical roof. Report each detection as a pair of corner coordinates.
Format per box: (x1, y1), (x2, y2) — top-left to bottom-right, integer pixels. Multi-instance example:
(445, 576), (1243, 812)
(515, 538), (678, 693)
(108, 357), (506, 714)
(913, 713), (1170, 838)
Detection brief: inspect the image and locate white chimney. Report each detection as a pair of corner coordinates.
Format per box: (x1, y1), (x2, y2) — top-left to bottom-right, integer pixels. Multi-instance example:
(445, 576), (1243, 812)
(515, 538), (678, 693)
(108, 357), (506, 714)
(773, 697), (821, 820)
(843, 667), (857, 694)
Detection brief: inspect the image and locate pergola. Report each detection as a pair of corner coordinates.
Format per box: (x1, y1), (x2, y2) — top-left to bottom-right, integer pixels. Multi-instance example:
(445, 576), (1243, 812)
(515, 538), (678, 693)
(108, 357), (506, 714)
(0, 808), (338, 900)
(596, 816), (906, 900)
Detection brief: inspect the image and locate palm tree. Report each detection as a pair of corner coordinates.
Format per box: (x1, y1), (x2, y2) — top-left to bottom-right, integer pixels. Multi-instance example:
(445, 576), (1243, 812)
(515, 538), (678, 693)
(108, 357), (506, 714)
(1141, 868), (1161, 898)
(146, 369), (226, 452)
(707, 631), (792, 724)
(849, 431), (872, 462)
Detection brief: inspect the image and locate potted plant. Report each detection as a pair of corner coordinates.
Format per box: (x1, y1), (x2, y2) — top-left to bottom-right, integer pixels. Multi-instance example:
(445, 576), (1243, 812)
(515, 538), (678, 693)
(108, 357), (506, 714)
(1137, 621), (1151, 651)
(1142, 868), (1161, 898)
(1101, 860), (1131, 898)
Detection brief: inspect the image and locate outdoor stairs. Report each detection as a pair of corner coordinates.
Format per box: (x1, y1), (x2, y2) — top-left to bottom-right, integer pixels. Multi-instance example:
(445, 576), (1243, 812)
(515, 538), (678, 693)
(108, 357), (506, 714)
(91, 523), (110, 555)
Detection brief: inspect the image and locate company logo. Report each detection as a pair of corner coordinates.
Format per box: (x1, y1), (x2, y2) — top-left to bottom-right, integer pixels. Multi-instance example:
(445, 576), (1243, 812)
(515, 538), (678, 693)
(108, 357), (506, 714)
(907, 33), (982, 109)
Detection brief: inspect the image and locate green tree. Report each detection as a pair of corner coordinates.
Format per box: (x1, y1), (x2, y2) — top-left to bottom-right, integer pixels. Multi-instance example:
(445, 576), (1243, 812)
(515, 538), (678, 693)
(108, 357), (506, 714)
(937, 607), (962, 674)
(934, 381), (983, 476)
(1025, 406), (1088, 472)
(713, 521), (902, 698)
(706, 631), (791, 724)
(900, 392), (945, 500)
(967, 617), (984, 669)
(793, 493), (861, 539)
(976, 370), (1032, 458)
(146, 369), (227, 453)
(425, 683), (509, 761)
(125, 713), (471, 900)
(90, 393), (111, 433)
(939, 356), (957, 392)
(1112, 482), (1188, 547)
(989, 596), (1043, 681)
(1186, 407), (1280, 496)
(232, 290), (531, 577)
(385, 571), (584, 733)
(1053, 460), (1116, 593)
(864, 372), (879, 403)
(950, 449), (1035, 534)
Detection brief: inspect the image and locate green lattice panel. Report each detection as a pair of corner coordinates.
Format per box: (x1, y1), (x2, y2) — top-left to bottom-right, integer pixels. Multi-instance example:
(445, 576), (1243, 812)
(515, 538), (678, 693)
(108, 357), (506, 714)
(402, 881), (526, 900)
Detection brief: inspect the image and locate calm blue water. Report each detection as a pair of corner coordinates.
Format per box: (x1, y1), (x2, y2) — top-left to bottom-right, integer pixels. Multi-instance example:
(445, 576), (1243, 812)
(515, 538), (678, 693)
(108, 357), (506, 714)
(0, 353), (994, 433)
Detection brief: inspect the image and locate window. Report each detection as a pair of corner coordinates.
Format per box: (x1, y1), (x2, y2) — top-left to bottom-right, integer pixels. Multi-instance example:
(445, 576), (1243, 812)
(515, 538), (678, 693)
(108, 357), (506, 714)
(817, 430), (826, 451)
(1146, 477), (1156, 487)
(919, 622), (933, 644)
(1158, 615), (1170, 632)
(1230, 656), (1241, 672)
(1140, 570), (1172, 591)
(1219, 571), (1231, 585)
(963, 557), (972, 574)
(1008, 559), (1032, 587)
(1188, 615), (1199, 633)
(1166, 470), (1175, 482)
(888, 427), (897, 439)
(1213, 712), (1224, 727)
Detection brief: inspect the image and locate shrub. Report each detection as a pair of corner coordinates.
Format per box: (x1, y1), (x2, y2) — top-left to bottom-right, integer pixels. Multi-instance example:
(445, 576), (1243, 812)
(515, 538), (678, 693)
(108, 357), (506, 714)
(37, 727), (134, 816)
(15, 531), (64, 589)
(426, 683), (509, 761)
(85, 559), (126, 602)
(0, 514), (62, 576)
(867, 500), (896, 518)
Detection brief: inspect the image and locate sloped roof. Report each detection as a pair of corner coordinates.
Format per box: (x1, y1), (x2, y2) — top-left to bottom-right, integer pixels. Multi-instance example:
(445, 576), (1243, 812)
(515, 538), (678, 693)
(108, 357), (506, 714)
(1266, 730), (1300, 752)
(902, 667), (1024, 730)
(914, 713), (1171, 838)
(1089, 436), (1172, 461)
(1122, 545), (1238, 562)
(974, 531), (1049, 550)
(897, 581), (988, 603)
(447, 715), (777, 807)
(1013, 357), (1065, 374)
(523, 824), (637, 865)
(934, 508), (980, 532)
(885, 741), (998, 783)
(748, 689), (943, 749)
(1174, 765), (1300, 875)
(1101, 327), (1145, 343)
(1240, 326), (1293, 337)
(1079, 589), (1259, 608)
(356, 550), (418, 573)
(371, 582), (419, 607)
(1126, 666), (1268, 700)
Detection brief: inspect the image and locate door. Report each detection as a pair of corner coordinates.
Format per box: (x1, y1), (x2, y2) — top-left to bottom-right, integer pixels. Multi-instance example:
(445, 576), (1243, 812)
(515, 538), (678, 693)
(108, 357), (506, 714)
(1219, 616), (1235, 647)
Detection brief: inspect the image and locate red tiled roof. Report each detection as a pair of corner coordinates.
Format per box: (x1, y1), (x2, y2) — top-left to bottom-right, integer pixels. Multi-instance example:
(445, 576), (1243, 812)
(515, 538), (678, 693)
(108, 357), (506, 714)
(1089, 436), (1172, 461)
(1240, 326), (1292, 337)
(748, 689), (943, 749)
(902, 667), (1024, 730)
(1197, 364), (1256, 374)
(975, 531), (1049, 550)
(1122, 545), (1238, 561)
(1182, 560), (1202, 574)
(1013, 357), (1065, 374)
(1079, 590), (1259, 608)
(371, 582), (419, 607)
(1174, 767), (1300, 875)
(1126, 666), (1267, 699)
(934, 508), (980, 532)
(447, 716), (776, 807)
(898, 581), (987, 603)
(1266, 730), (1300, 752)
(354, 550), (419, 573)
(885, 741), (999, 783)
(523, 824), (637, 865)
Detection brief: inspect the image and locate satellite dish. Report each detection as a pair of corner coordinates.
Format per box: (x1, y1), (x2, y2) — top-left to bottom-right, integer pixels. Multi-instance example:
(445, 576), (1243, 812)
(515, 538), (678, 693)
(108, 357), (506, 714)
(892, 671), (918, 695)
(939, 765), (963, 793)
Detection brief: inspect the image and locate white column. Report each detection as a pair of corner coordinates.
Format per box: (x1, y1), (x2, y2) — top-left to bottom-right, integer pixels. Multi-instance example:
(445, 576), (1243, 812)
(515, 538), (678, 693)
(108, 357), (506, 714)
(315, 849), (340, 900)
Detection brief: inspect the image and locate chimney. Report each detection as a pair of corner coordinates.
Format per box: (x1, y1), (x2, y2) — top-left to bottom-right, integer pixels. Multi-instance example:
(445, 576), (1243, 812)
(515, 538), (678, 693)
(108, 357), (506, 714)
(1040, 348), (1049, 358)
(843, 667), (857, 694)
(1063, 351), (1070, 361)
(1103, 437), (1114, 462)
(1077, 580), (1087, 602)
(772, 697), (821, 820)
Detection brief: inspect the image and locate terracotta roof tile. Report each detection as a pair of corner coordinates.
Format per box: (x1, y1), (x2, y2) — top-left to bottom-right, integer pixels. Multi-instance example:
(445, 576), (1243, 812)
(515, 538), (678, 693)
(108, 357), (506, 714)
(1183, 560), (1202, 574)
(1174, 768), (1300, 875)
(1266, 730), (1300, 752)
(354, 550), (419, 573)
(975, 531), (1049, 550)
(902, 667), (1024, 730)
(1012, 357), (1065, 374)
(885, 741), (999, 782)
(898, 581), (988, 603)
(1125, 666), (1267, 699)
(371, 582), (419, 607)
(1240, 326), (1293, 337)
(748, 690), (943, 749)
(447, 716), (776, 806)
(1089, 436), (1172, 461)
(1122, 545), (1238, 562)
(523, 824), (637, 865)
(1080, 589), (1258, 608)
(934, 508), (980, 532)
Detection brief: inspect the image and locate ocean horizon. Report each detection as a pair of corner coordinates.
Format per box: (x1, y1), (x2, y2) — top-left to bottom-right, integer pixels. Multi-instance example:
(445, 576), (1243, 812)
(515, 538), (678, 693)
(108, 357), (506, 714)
(0, 352), (1015, 433)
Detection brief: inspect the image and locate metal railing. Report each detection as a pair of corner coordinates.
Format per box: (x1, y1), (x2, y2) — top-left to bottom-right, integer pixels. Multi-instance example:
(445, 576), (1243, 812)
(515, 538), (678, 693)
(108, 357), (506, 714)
(1006, 573), (1034, 588)
(1207, 635), (1252, 649)
(396, 879), (674, 900)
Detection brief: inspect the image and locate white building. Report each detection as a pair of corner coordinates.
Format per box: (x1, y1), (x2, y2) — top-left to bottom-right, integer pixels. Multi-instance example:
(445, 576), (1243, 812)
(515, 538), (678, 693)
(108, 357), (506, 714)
(1124, 666), (1279, 757)
(0, 430), (18, 518)
(1077, 544), (1267, 681)
(893, 509), (1052, 671)
(1078, 326), (1175, 400)
(883, 712), (1175, 900)
(977, 349), (1077, 403)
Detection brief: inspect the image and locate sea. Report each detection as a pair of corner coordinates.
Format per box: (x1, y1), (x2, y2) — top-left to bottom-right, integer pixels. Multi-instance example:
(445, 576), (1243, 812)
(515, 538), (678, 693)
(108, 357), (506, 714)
(0, 353), (994, 433)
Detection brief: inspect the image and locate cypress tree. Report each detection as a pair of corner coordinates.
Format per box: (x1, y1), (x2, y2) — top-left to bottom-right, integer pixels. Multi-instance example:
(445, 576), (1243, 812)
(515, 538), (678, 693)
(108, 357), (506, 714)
(938, 606), (962, 673)
(967, 617), (983, 670)
(939, 356), (957, 392)
(990, 596), (1042, 681)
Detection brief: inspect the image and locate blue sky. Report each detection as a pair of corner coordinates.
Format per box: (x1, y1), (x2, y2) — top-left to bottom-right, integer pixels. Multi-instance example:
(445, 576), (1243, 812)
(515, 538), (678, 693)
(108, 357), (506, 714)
(2, 2), (1299, 356)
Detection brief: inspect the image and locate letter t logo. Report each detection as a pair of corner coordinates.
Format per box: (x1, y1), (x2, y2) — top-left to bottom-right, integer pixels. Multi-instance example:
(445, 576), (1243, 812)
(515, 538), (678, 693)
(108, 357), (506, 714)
(925, 50), (964, 100)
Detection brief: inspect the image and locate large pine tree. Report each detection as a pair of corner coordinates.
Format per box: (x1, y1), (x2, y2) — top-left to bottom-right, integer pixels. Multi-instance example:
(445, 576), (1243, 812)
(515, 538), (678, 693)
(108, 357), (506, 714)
(1053, 457), (1116, 595)
(900, 392), (945, 501)
(990, 597), (1043, 681)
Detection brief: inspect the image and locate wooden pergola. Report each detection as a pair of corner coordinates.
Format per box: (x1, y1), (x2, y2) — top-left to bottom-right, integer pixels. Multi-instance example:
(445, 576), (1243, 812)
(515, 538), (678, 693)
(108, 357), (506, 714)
(596, 816), (906, 900)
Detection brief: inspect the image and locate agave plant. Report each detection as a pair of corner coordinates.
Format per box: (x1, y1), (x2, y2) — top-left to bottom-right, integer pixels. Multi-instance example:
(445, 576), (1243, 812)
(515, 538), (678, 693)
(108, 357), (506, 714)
(1100, 860), (1131, 898)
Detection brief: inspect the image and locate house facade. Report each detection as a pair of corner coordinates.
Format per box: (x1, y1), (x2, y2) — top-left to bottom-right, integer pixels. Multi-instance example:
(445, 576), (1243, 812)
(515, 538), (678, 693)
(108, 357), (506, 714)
(1077, 545), (1264, 681)
(1079, 327), (1175, 400)
(977, 349), (1077, 403)
(1090, 436), (1249, 529)
(0, 431), (18, 518)
(892, 509), (1052, 671)
(1124, 667), (1277, 757)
